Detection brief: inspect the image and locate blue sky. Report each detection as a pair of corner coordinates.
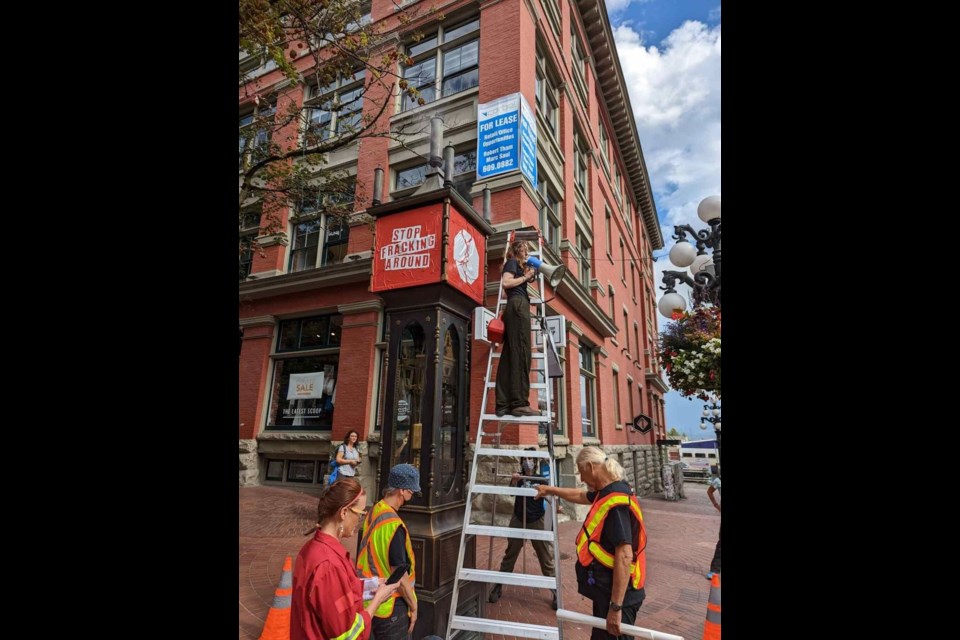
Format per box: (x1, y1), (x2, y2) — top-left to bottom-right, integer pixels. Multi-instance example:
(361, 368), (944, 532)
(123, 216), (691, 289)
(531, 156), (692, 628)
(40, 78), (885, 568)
(605, 1), (722, 439)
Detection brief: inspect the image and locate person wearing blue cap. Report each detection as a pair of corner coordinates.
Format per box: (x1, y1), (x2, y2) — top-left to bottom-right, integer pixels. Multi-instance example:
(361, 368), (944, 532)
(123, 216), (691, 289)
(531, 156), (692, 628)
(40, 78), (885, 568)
(356, 463), (421, 640)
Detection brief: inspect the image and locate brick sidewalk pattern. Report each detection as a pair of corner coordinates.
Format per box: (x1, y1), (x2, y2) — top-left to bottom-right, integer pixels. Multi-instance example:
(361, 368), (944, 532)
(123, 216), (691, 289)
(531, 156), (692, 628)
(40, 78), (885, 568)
(240, 483), (720, 639)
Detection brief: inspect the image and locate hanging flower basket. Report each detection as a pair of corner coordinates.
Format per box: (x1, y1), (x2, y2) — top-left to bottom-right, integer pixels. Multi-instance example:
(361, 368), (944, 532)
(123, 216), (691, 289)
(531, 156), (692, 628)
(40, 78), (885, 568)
(658, 307), (721, 401)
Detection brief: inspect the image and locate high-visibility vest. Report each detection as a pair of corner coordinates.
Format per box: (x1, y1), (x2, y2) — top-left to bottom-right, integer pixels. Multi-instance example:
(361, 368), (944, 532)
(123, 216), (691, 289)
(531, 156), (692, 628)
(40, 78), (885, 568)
(356, 500), (417, 618)
(575, 491), (647, 590)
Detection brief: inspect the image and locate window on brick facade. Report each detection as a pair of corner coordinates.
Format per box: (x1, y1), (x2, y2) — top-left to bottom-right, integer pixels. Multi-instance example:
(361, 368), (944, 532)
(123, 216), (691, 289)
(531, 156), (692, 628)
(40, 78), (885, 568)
(289, 179), (356, 272)
(267, 314), (344, 431)
(401, 18), (479, 111)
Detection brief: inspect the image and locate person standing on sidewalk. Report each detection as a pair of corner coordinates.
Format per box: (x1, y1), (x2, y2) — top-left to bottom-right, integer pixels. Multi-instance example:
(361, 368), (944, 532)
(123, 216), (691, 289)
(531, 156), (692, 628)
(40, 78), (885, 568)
(495, 240), (540, 418)
(706, 475), (721, 579)
(336, 430), (362, 479)
(291, 478), (399, 640)
(536, 446), (647, 640)
(487, 448), (557, 610)
(356, 463), (421, 640)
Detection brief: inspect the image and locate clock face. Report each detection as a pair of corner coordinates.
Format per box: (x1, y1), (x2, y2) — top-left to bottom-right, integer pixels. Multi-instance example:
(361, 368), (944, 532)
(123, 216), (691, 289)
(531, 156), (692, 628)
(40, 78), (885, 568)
(453, 229), (479, 284)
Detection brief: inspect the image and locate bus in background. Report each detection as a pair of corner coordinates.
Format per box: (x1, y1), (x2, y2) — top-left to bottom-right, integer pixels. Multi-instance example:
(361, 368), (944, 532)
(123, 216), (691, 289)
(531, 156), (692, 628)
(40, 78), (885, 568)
(679, 439), (719, 479)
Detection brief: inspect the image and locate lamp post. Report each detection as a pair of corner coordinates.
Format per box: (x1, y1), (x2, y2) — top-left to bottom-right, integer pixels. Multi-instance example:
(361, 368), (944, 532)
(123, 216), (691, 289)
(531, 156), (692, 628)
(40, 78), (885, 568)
(699, 399), (721, 475)
(658, 195), (721, 317)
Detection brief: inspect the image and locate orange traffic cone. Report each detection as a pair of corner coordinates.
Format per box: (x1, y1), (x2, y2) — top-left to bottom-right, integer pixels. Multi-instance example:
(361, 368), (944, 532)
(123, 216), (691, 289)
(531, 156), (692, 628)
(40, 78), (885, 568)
(703, 572), (721, 640)
(259, 556), (293, 640)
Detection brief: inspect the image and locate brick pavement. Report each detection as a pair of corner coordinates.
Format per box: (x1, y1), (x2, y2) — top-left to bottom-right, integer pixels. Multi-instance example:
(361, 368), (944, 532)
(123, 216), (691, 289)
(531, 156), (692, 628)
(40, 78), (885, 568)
(239, 483), (720, 639)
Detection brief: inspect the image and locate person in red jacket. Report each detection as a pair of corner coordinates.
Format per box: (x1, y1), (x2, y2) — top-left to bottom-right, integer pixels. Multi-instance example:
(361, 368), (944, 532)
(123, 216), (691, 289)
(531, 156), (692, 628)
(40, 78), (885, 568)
(292, 477), (399, 640)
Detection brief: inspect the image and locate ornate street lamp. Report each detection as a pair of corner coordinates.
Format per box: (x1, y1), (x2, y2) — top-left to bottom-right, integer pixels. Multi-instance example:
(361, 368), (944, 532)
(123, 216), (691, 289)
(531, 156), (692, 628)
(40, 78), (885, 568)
(658, 195), (721, 317)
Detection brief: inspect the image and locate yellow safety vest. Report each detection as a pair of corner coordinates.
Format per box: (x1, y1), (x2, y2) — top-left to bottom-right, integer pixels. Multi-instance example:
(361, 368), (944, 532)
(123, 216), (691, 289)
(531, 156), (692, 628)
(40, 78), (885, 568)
(356, 500), (417, 618)
(575, 491), (647, 590)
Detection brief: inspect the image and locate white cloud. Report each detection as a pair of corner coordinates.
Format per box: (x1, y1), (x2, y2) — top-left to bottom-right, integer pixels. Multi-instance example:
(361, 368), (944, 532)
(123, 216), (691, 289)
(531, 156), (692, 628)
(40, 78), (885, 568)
(613, 20), (721, 233)
(605, 0), (652, 15)
(613, 19), (721, 428)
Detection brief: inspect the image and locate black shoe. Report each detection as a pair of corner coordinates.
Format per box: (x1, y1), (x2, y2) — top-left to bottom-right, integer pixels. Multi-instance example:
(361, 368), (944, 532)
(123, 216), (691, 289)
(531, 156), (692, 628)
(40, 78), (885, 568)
(551, 591), (558, 610)
(488, 584), (502, 603)
(495, 407), (507, 417)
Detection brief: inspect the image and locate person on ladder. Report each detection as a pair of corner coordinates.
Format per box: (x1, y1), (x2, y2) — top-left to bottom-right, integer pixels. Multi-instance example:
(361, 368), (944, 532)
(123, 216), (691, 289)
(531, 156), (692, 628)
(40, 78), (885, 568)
(487, 447), (558, 610)
(535, 446), (647, 640)
(495, 239), (540, 417)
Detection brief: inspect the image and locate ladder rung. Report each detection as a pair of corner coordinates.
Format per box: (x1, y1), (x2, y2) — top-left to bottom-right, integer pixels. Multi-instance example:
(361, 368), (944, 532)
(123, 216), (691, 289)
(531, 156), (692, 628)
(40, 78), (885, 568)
(458, 568), (557, 590)
(475, 448), (551, 458)
(485, 381), (548, 389)
(450, 615), (559, 639)
(492, 352), (547, 358)
(480, 413), (545, 422)
(465, 524), (555, 541)
(470, 483), (538, 497)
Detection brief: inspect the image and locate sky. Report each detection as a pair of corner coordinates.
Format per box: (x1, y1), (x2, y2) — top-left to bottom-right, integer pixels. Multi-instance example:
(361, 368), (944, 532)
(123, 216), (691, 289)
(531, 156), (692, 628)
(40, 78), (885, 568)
(605, 1), (721, 440)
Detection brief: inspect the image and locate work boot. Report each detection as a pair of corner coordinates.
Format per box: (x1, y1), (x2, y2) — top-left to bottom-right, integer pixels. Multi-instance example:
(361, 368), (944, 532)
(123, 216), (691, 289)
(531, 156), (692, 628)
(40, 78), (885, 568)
(511, 405), (540, 416)
(495, 406), (508, 417)
(488, 584), (502, 603)
(551, 590), (558, 610)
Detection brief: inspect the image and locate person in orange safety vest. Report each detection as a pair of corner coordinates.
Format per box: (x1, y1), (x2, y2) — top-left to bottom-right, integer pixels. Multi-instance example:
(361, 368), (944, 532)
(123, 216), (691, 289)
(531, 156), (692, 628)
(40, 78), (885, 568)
(536, 446), (647, 639)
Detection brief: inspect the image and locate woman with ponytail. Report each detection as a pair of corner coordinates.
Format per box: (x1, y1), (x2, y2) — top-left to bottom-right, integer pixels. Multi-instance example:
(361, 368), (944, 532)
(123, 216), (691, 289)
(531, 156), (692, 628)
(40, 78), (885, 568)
(535, 447), (647, 639)
(291, 477), (400, 640)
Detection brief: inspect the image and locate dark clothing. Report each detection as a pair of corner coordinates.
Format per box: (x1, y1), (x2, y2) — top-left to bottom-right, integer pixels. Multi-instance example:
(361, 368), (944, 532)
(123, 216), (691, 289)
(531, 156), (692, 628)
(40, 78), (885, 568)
(513, 463), (549, 522)
(579, 481), (645, 608)
(497, 513), (556, 578)
(495, 296), (531, 413)
(388, 527), (409, 570)
(710, 522), (721, 573)
(590, 597), (640, 640)
(371, 597), (409, 640)
(502, 258), (530, 302)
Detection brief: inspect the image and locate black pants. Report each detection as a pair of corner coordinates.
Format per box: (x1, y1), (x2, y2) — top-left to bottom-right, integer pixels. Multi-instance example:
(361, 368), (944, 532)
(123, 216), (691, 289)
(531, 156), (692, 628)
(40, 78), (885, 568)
(495, 296), (531, 412)
(590, 598), (640, 640)
(370, 597), (409, 640)
(710, 522), (721, 573)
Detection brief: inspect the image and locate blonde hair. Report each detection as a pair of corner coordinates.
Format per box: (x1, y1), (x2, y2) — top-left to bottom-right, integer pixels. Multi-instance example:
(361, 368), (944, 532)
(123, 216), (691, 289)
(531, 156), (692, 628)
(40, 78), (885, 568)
(576, 446), (624, 481)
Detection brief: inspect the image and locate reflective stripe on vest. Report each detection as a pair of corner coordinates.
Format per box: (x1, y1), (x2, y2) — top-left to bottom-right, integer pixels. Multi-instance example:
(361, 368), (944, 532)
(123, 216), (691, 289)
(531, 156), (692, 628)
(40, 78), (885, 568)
(330, 612), (365, 640)
(356, 500), (417, 618)
(575, 492), (647, 590)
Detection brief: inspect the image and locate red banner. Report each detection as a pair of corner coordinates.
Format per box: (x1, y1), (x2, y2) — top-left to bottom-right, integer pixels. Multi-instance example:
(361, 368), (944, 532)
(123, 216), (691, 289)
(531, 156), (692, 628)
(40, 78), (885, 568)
(371, 204), (443, 292)
(446, 209), (486, 304)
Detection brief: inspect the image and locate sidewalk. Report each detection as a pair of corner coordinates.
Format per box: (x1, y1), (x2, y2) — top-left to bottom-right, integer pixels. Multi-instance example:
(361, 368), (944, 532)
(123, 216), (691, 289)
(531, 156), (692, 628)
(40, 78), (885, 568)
(239, 482), (719, 639)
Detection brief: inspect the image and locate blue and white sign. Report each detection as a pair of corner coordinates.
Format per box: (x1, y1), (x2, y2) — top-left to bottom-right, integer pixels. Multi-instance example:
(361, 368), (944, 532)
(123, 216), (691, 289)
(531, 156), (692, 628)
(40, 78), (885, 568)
(518, 94), (537, 186)
(477, 93), (537, 186)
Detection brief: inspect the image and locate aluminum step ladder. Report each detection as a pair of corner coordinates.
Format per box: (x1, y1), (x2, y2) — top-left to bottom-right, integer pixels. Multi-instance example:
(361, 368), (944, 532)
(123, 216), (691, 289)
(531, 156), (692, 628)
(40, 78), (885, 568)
(447, 229), (565, 639)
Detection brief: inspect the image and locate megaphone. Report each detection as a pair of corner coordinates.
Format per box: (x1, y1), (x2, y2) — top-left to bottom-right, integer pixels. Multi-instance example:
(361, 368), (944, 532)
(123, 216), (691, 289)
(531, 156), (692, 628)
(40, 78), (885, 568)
(525, 256), (567, 288)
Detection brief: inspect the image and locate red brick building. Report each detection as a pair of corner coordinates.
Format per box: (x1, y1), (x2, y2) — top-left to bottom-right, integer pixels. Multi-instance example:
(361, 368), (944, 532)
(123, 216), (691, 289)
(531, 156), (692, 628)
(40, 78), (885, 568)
(239, 0), (668, 502)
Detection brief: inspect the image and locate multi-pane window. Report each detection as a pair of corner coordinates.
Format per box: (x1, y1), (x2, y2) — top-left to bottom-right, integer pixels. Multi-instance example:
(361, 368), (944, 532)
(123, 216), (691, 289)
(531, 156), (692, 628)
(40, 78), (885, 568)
(401, 18), (479, 111)
(627, 378), (635, 426)
(305, 70), (366, 142)
(574, 133), (589, 198)
(630, 262), (637, 299)
(394, 150), (477, 200)
(289, 180), (356, 271)
(579, 343), (596, 437)
(608, 286), (616, 323)
(238, 104), (275, 169)
(542, 0), (561, 37)
(268, 314), (344, 431)
(614, 164), (623, 205)
(605, 207), (613, 258)
(612, 370), (622, 430)
(623, 310), (630, 351)
(576, 230), (591, 288)
(600, 124), (610, 171)
(239, 207), (262, 281)
(537, 173), (561, 252)
(535, 52), (559, 139)
(571, 29), (588, 105)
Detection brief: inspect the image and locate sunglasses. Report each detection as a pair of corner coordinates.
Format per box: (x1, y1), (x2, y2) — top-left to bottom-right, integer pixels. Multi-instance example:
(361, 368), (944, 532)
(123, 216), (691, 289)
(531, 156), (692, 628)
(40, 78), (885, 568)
(348, 506), (369, 517)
